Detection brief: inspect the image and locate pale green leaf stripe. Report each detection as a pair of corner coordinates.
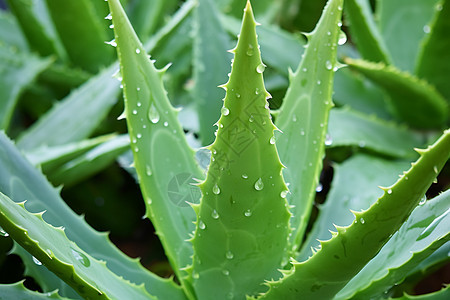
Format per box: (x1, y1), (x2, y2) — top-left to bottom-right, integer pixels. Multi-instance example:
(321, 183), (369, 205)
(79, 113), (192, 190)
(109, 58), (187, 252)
(108, 0), (203, 295)
(297, 154), (411, 262)
(328, 107), (423, 158)
(344, 0), (391, 63)
(345, 57), (448, 129)
(275, 0), (343, 252)
(0, 281), (73, 300)
(192, 0), (232, 145)
(0, 132), (187, 300)
(259, 130), (450, 299)
(16, 64), (121, 151)
(0, 45), (52, 130)
(46, 134), (130, 187)
(336, 190), (450, 299)
(416, 0), (450, 102)
(190, 2), (290, 298)
(0, 193), (154, 300)
(378, 0), (440, 73)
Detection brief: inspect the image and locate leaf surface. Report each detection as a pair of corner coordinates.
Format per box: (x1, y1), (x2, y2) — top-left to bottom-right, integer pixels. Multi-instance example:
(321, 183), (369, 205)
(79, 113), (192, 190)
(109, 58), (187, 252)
(0, 281), (72, 300)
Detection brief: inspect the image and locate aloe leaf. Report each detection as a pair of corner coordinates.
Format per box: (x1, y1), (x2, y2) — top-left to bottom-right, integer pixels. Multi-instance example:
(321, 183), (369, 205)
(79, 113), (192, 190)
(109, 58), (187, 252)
(0, 10), (29, 50)
(24, 134), (116, 173)
(390, 286), (450, 300)
(416, 0), (450, 102)
(0, 193), (154, 300)
(5, 0), (61, 57)
(297, 154), (411, 261)
(16, 64), (120, 151)
(108, 0), (204, 289)
(377, 0), (440, 73)
(46, 134), (130, 187)
(336, 190), (450, 299)
(259, 130), (450, 299)
(0, 281), (72, 300)
(45, 0), (113, 73)
(328, 107), (423, 158)
(0, 44), (52, 130)
(275, 0), (343, 252)
(192, 0), (232, 145)
(345, 58), (448, 129)
(0, 132), (187, 300)
(219, 13), (305, 76)
(189, 2), (291, 299)
(333, 67), (391, 119)
(344, 0), (391, 63)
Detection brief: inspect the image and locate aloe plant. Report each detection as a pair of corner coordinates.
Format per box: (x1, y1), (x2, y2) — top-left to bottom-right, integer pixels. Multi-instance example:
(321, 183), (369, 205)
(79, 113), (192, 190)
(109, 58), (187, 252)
(0, 0), (449, 299)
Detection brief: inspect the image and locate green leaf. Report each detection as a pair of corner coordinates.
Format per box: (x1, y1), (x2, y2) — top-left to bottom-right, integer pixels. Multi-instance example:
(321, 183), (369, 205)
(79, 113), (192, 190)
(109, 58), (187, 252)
(377, 0), (440, 73)
(190, 2), (290, 299)
(0, 10), (29, 51)
(345, 58), (448, 129)
(192, 0), (232, 145)
(259, 129), (450, 299)
(45, 0), (113, 73)
(275, 0), (343, 252)
(0, 132), (187, 300)
(336, 190), (450, 299)
(297, 154), (411, 262)
(0, 281), (72, 300)
(16, 64), (120, 151)
(108, 0), (204, 294)
(45, 134), (130, 187)
(0, 193), (154, 300)
(344, 0), (391, 63)
(0, 44), (52, 130)
(416, 0), (450, 102)
(390, 286), (450, 300)
(328, 107), (423, 158)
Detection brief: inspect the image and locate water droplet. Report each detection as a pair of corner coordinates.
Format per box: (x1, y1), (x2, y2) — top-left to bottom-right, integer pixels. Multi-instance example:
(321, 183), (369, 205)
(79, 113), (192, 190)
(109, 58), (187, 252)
(325, 134), (333, 146)
(280, 190), (288, 198)
(146, 165), (152, 176)
(105, 13), (112, 20)
(242, 174), (248, 179)
(338, 31), (347, 45)
(256, 63), (266, 73)
(316, 183), (323, 192)
(292, 114), (297, 122)
(71, 248), (90, 267)
(358, 141), (366, 148)
(226, 250), (234, 259)
(213, 184), (221, 195)
(269, 136), (275, 144)
(132, 109), (137, 115)
(423, 25), (431, 33)
(360, 218), (365, 224)
(137, 133), (142, 139)
(193, 272), (199, 279)
(300, 129), (305, 136)
(419, 195), (427, 205)
(387, 189), (392, 195)
(135, 48), (141, 54)
(211, 209), (219, 219)
(236, 93), (241, 98)
(221, 107), (230, 116)
(32, 256), (42, 266)
(255, 88), (260, 95)
(109, 24), (114, 29)
(199, 220), (206, 230)
(433, 166), (438, 173)
(148, 103), (160, 124)
(105, 39), (117, 47)
(317, 80), (321, 85)
(244, 209), (252, 217)
(246, 44), (254, 56)
(0, 227), (8, 237)
(327, 31), (331, 36)
(222, 269), (230, 276)
(254, 178), (264, 191)
(325, 60), (333, 70)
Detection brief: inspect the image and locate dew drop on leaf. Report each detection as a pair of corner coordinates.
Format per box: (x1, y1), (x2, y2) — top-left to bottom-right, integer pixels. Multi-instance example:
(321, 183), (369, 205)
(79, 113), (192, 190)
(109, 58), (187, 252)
(325, 60), (333, 70)
(256, 63), (266, 73)
(222, 269), (230, 276)
(0, 227), (9, 237)
(269, 136), (276, 144)
(32, 256), (42, 266)
(360, 218), (365, 224)
(244, 209), (252, 217)
(211, 209), (219, 219)
(135, 48), (141, 54)
(316, 183), (323, 192)
(325, 134), (333, 146)
(338, 31), (347, 45)
(419, 195), (427, 205)
(199, 220), (206, 230)
(246, 44), (254, 56)
(104, 13), (112, 20)
(146, 165), (152, 176)
(163, 121), (168, 127)
(148, 103), (160, 124)
(221, 107), (230, 116)
(254, 178), (264, 191)
(280, 190), (288, 198)
(71, 248), (90, 267)
(242, 174), (248, 179)
(226, 250), (234, 260)
(213, 184), (221, 195)
(387, 189), (392, 194)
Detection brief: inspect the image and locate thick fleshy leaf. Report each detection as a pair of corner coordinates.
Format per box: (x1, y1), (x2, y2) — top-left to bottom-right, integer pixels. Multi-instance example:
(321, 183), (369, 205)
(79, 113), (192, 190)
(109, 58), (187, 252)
(389, 286), (450, 300)
(192, 0), (232, 145)
(108, 0), (204, 294)
(345, 58), (448, 129)
(190, 2), (290, 299)
(0, 281), (72, 300)
(416, 0), (450, 102)
(0, 193), (153, 300)
(0, 10), (29, 51)
(336, 190), (450, 299)
(275, 0), (343, 251)
(377, 0), (440, 72)
(328, 107), (423, 158)
(344, 0), (391, 63)
(0, 44), (52, 130)
(0, 132), (187, 300)
(258, 129), (450, 299)
(16, 64), (120, 151)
